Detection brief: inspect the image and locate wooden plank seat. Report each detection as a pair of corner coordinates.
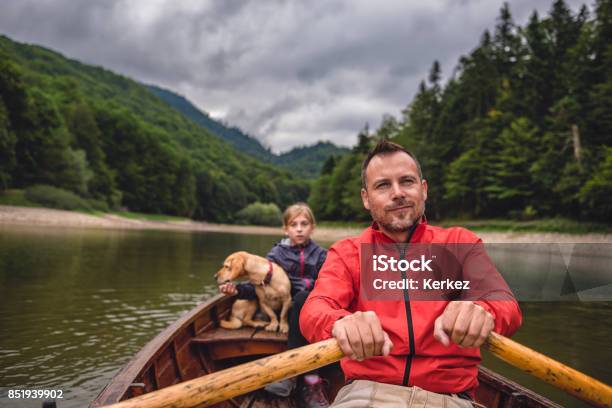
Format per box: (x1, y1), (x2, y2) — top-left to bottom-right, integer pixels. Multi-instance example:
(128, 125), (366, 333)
(192, 327), (288, 360)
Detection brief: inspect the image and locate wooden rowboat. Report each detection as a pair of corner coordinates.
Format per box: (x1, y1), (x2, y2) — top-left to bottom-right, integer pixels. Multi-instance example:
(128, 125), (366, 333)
(91, 294), (560, 408)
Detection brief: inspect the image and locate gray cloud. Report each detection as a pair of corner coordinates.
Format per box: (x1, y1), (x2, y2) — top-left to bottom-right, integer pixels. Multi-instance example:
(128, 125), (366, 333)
(0, 0), (586, 152)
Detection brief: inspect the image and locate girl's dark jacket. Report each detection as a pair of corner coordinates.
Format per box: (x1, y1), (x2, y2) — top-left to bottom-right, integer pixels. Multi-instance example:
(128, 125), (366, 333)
(235, 238), (327, 298)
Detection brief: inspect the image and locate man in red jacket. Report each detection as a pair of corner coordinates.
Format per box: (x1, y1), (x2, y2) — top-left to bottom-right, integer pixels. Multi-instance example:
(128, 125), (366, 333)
(300, 139), (521, 407)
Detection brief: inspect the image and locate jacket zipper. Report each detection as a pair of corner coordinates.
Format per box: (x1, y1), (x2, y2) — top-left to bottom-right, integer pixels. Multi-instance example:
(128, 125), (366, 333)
(299, 247), (305, 278)
(399, 224), (418, 386)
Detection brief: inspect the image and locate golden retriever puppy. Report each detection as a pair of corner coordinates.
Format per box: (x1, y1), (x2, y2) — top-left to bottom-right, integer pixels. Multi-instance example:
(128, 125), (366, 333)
(215, 251), (292, 334)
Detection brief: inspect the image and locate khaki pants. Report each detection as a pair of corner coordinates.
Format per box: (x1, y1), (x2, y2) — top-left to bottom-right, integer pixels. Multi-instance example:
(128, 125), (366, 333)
(330, 380), (474, 408)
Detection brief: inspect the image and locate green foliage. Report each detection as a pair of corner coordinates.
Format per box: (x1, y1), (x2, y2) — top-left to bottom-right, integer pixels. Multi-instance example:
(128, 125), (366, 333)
(578, 147), (612, 220)
(274, 142), (350, 178)
(85, 197), (110, 212)
(64, 102), (118, 202)
(62, 148), (93, 195)
(308, 174), (331, 219)
(235, 202), (282, 226)
(320, 155), (337, 175)
(326, 155), (359, 219)
(444, 147), (486, 216)
(24, 184), (91, 211)
(193, 169), (250, 223)
(0, 99), (16, 189)
(309, 149), (370, 222)
(309, 0), (610, 223)
(485, 117), (539, 213)
(0, 34), (311, 221)
(0, 189), (39, 207)
(14, 87), (91, 193)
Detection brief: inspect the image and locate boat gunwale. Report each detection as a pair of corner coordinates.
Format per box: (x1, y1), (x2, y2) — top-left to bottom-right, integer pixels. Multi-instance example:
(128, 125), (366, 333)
(91, 294), (562, 408)
(477, 366), (563, 407)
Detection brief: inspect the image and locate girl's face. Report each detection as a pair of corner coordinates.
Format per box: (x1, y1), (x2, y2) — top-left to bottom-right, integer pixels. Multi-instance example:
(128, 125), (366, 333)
(284, 213), (315, 246)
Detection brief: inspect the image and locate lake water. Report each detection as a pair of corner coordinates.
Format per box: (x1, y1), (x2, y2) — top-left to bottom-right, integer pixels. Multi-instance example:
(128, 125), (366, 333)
(0, 225), (610, 407)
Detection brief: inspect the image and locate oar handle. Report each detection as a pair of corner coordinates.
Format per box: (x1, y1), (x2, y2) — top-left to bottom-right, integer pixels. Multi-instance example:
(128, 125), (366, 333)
(103, 333), (612, 408)
(103, 338), (344, 408)
(484, 331), (612, 408)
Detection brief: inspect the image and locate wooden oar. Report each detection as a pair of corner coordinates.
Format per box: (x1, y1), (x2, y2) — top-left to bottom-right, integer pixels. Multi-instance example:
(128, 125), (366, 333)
(484, 331), (612, 407)
(103, 338), (342, 408)
(103, 333), (612, 408)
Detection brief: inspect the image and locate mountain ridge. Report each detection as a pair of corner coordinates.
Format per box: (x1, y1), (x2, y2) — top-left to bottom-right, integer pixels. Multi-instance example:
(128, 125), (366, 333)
(148, 85), (349, 178)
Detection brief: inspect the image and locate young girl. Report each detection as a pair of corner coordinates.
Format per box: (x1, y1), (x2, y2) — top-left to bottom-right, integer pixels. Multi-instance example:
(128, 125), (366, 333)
(219, 203), (329, 407)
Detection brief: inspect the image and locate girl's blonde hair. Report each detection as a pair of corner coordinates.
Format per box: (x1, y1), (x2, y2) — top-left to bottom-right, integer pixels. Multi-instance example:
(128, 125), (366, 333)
(283, 202), (316, 226)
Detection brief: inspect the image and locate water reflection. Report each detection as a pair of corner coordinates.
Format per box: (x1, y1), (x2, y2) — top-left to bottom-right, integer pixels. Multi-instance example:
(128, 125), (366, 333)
(483, 302), (612, 407)
(487, 244), (612, 301)
(0, 225), (280, 408)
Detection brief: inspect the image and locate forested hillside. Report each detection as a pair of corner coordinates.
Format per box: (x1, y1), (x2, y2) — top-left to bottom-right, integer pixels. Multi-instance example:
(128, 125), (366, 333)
(0, 35), (309, 222)
(274, 142), (348, 178)
(149, 85), (349, 178)
(310, 0), (612, 222)
(148, 85), (273, 162)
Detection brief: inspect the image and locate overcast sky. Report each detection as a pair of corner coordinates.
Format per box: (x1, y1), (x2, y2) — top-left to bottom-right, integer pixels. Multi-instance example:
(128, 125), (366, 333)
(0, 0), (586, 153)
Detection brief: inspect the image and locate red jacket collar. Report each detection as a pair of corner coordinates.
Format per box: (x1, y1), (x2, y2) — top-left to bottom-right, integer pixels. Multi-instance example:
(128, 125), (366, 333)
(367, 215), (427, 244)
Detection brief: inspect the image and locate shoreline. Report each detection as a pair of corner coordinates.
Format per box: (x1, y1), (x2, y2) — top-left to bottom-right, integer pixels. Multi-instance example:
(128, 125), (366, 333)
(1, 205), (611, 244)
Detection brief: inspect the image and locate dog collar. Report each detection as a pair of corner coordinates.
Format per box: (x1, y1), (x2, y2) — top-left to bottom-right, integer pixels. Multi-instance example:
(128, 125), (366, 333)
(263, 261), (273, 285)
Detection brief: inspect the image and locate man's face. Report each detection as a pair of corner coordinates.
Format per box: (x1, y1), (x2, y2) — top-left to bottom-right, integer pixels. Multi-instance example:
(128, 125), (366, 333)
(361, 151), (427, 234)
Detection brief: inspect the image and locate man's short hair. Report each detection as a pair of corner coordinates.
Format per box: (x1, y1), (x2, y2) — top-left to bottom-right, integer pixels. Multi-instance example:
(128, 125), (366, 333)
(361, 139), (423, 189)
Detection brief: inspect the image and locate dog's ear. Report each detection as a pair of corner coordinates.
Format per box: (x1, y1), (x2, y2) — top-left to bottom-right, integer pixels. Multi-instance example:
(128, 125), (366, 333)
(230, 253), (246, 278)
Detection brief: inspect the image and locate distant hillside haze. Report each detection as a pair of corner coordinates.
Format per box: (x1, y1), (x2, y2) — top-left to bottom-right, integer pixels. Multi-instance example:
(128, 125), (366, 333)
(148, 85), (349, 178)
(147, 85), (273, 161)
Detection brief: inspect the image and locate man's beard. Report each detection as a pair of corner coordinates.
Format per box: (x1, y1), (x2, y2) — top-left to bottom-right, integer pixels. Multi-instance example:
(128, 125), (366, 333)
(378, 211), (420, 232)
(371, 199), (424, 232)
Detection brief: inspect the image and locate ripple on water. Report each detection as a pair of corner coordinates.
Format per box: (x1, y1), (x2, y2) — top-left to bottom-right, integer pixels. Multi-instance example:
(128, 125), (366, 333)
(0, 227), (236, 406)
